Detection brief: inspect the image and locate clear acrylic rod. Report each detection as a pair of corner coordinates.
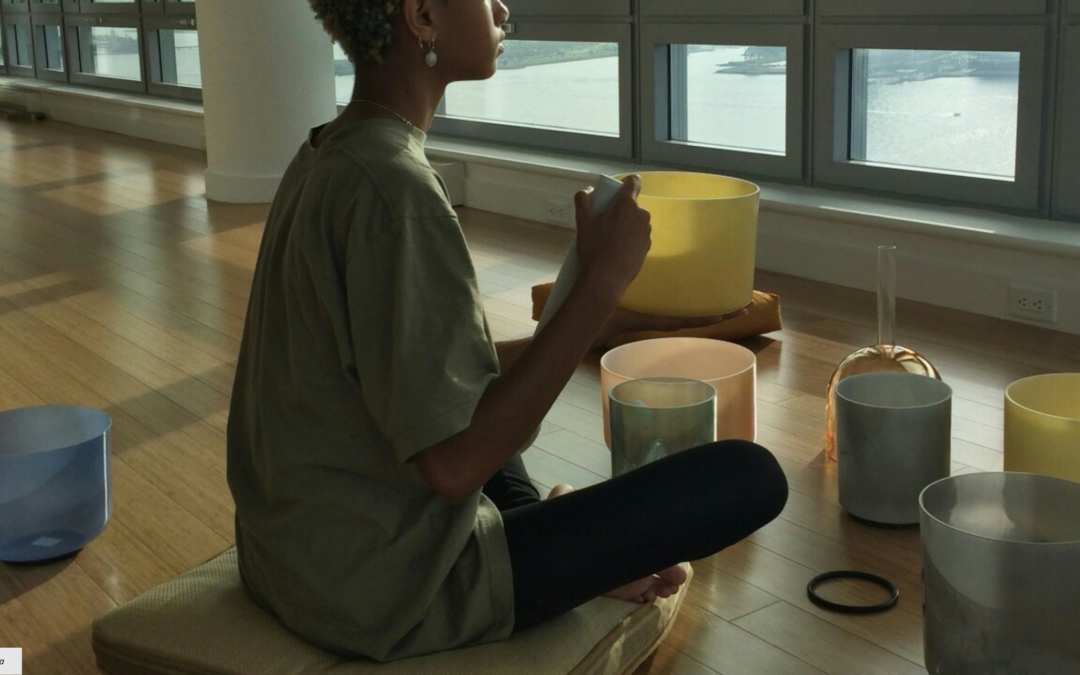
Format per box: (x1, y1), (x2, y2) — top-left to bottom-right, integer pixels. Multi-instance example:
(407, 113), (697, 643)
(877, 245), (897, 347)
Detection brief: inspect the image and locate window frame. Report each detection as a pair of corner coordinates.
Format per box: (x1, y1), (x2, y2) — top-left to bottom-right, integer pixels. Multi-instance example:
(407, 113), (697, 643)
(31, 11), (65, 81)
(429, 21), (635, 159)
(78, 0), (139, 17)
(65, 13), (146, 92)
(0, 0), (203, 97)
(162, 0), (194, 17)
(1055, 2), (1080, 219)
(815, 0), (1047, 19)
(640, 0), (805, 19)
(812, 21), (1048, 213)
(143, 14), (198, 101)
(137, 0), (194, 17)
(504, 0), (630, 17)
(28, 0), (62, 15)
(0, 0), (30, 15)
(639, 21), (806, 182)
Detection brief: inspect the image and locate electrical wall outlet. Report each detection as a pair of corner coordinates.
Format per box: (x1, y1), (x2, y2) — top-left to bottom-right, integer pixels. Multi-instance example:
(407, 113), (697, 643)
(544, 197), (572, 225)
(1008, 284), (1058, 323)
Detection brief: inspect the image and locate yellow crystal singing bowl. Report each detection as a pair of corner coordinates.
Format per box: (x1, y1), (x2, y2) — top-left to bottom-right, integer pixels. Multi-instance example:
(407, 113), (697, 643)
(613, 171), (759, 317)
(1004, 373), (1080, 483)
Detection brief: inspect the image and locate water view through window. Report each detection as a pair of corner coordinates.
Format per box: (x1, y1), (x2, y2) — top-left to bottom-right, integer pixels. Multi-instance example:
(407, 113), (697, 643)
(77, 27), (142, 80)
(332, 43), (1022, 178)
(443, 41), (620, 136)
(853, 49), (1020, 179)
(160, 29), (200, 87)
(677, 45), (787, 154)
(334, 41), (621, 136)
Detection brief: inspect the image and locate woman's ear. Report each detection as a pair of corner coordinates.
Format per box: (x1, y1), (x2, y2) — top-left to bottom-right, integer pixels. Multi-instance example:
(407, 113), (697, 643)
(400, 0), (439, 44)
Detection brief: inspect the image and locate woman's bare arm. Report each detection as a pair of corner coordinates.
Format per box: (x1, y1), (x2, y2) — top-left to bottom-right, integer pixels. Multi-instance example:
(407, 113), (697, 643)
(414, 178), (650, 505)
(493, 338), (531, 372)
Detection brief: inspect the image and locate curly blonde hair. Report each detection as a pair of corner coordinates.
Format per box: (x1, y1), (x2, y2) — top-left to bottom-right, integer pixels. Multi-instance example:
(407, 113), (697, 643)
(308, 0), (404, 65)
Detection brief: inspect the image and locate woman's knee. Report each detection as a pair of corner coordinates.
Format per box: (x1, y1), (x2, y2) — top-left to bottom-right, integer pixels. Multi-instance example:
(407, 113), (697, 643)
(736, 441), (788, 522)
(684, 440), (789, 524)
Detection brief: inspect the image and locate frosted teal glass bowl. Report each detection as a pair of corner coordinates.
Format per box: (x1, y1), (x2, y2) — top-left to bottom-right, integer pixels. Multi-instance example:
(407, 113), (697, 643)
(0, 405), (112, 563)
(609, 377), (717, 477)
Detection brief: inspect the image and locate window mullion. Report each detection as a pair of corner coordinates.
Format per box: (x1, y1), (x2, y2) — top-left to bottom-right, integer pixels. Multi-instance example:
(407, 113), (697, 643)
(668, 44), (688, 141)
(847, 48), (868, 161)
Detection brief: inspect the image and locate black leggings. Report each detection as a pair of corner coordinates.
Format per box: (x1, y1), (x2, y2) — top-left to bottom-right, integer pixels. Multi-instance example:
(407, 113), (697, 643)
(482, 440), (788, 632)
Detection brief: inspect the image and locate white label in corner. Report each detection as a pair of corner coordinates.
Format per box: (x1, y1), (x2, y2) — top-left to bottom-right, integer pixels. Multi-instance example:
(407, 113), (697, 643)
(0, 648), (23, 674)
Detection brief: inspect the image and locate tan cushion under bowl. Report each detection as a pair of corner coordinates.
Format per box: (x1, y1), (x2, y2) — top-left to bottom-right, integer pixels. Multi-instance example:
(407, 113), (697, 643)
(531, 284), (783, 348)
(93, 548), (692, 675)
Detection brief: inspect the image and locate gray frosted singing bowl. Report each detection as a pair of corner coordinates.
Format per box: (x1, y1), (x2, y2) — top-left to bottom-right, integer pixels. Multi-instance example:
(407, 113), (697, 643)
(920, 472), (1080, 674)
(0, 405), (113, 563)
(835, 372), (952, 525)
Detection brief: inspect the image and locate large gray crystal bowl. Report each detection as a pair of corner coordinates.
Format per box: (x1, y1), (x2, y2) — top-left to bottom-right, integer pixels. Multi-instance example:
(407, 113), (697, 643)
(920, 472), (1080, 674)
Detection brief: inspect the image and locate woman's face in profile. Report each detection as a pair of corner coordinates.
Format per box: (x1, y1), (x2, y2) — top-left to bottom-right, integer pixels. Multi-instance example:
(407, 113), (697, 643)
(434, 0), (511, 82)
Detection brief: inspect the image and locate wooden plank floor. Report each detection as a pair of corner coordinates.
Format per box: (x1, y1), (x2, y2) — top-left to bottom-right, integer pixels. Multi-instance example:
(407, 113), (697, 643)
(0, 119), (1077, 674)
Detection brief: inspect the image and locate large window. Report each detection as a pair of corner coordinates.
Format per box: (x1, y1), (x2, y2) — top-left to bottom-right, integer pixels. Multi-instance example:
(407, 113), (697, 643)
(0, 0), (1073, 222)
(66, 16), (142, 91)
(420, 0), (1079, 220)
(157, 27), (197, 86)
(813, 17), (1047, 212)
(676, 44), (787, 154)
(10, 20), (29, 65)
(3, 14), (33, 76)
(0, 0), (197, 100)
(443, 40), (620, 137)
(37, 22), (62, 69)
(32, 15), (64, 82)
(145, 16), (199, 99)
(74, 25), (141, 80)
(641, 16), (805, 181)
(848, 49), (1020, 179)
(428, 5), (634, 159)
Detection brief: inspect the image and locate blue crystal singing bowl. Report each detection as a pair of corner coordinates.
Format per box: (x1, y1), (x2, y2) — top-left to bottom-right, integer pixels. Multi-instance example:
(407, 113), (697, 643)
(0, 405), (112, 563)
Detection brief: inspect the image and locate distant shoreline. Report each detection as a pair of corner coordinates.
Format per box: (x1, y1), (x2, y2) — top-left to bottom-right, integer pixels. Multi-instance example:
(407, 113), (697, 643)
(333, 49), (620, 76)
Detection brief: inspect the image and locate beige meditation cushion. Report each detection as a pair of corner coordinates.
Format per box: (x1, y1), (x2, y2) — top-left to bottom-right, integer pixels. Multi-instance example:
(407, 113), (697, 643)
(93, 548), (692, 675)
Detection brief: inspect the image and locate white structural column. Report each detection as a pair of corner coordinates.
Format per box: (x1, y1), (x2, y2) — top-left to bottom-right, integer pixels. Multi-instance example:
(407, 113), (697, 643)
(198, 0), (338, 203)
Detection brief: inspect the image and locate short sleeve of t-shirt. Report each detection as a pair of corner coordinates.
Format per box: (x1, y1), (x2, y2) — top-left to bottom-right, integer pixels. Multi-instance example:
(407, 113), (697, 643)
(345, 211), (499, 464)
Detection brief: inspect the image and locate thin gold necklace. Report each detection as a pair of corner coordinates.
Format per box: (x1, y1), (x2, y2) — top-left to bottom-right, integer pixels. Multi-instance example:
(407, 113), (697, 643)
(350, 99), (414, 129)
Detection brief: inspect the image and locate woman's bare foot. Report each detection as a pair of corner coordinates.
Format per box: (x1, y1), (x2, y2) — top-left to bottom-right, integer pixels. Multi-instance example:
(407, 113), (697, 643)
(547, 483), (575, 499)
(602, 564), (688, 604)
(544, 483), (688, 604)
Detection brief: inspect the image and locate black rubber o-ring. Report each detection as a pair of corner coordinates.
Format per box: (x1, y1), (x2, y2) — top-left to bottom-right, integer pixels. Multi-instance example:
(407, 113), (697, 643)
(806, 570), (899, 614)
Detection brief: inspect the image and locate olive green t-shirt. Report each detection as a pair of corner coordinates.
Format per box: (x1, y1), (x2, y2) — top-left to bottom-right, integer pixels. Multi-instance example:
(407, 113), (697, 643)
(226, 119), (514, 662)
